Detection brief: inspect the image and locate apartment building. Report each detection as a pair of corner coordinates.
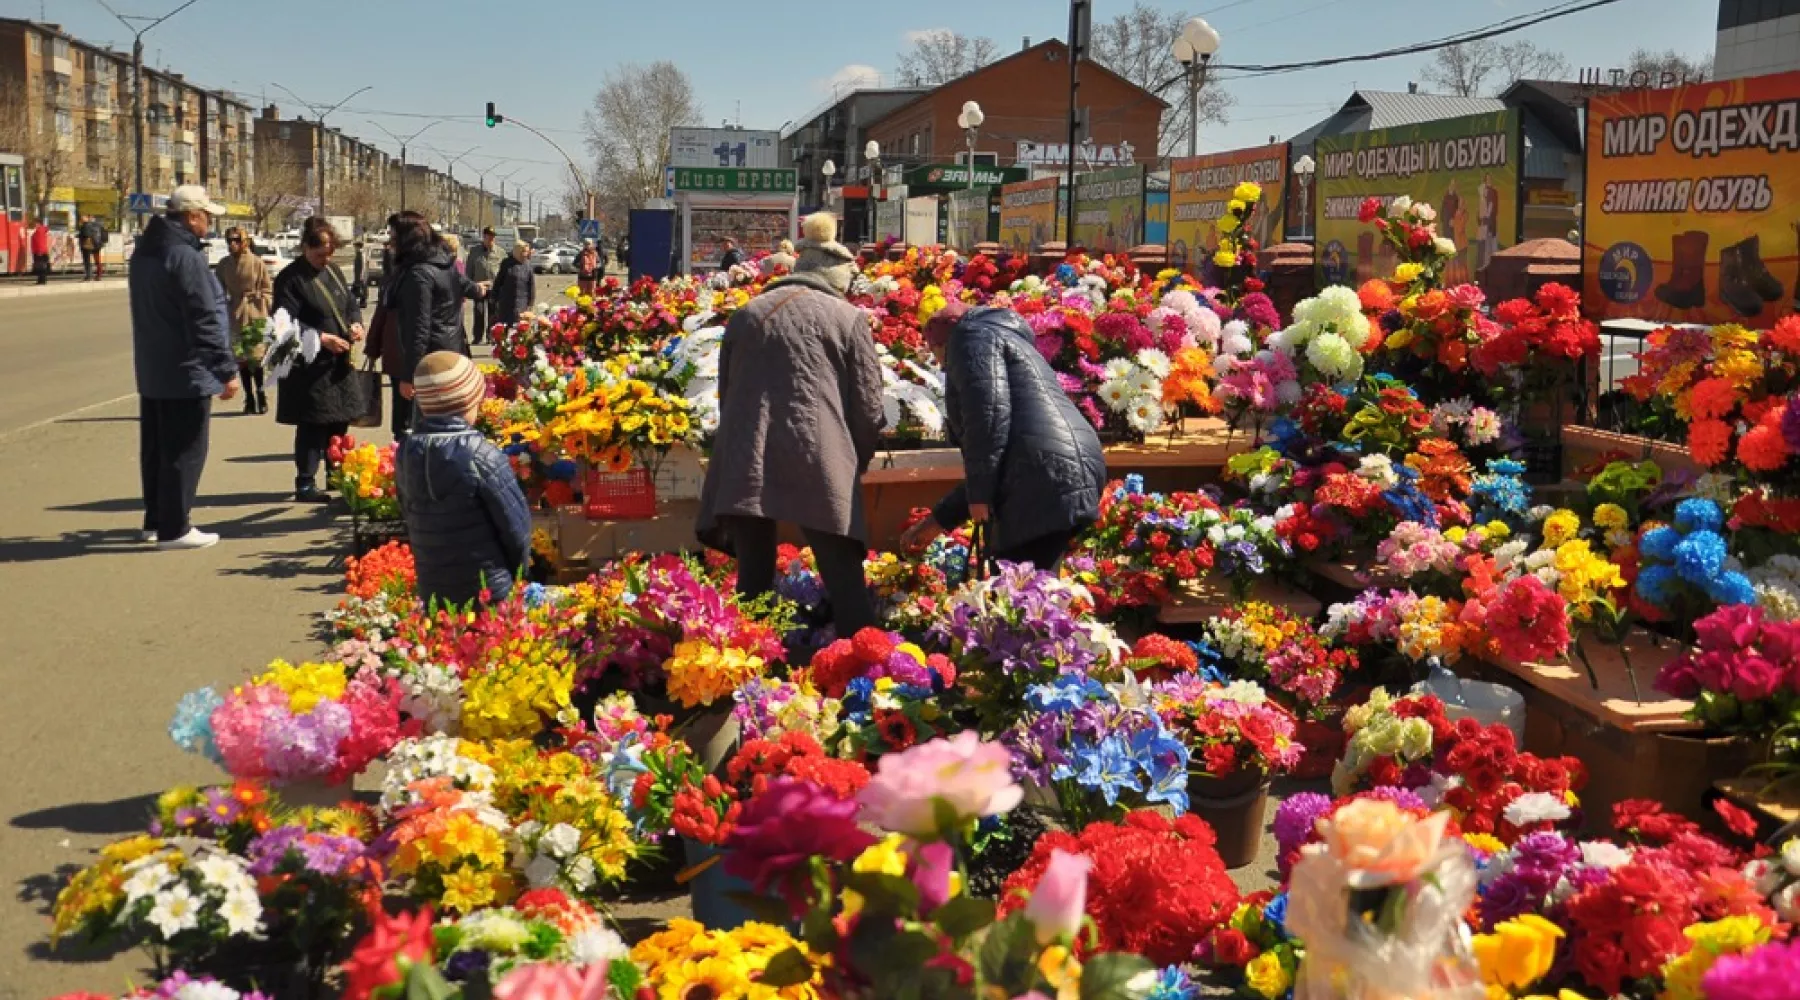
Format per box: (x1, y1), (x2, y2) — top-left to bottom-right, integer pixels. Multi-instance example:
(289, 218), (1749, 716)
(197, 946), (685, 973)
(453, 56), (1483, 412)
(0, 18), (256, 228)
(255, 105), (398, 229)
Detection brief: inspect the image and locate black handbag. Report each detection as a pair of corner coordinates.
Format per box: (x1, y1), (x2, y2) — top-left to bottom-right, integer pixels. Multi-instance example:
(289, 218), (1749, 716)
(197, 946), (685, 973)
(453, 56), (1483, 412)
(350, 356), (385, 429)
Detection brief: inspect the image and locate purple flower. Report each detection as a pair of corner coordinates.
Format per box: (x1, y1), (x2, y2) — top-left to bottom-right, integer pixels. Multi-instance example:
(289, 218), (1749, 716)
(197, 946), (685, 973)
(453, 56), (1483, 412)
(248, 825), (365, 877)
(1782, 397), (1800, 453)
(1703, 939), (1800, 1000)
(1272, 792), (1332, 855)
(1478, 870), (1542, 929)
(1359, 785), (1427, 811)
(724, 779), (876, 906)
(1511, 831), (1580, 876)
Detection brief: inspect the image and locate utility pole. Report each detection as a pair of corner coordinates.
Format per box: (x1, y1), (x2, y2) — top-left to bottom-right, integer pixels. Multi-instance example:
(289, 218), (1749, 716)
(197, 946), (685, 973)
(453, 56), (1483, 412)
(271, 82), (371, 219)
(484, 103), (595, 222)
(367, 118), (442, 212)
(437, 146), (479, 229)
(93, 0), (205, 229)
(1065, 0), (1089, 249)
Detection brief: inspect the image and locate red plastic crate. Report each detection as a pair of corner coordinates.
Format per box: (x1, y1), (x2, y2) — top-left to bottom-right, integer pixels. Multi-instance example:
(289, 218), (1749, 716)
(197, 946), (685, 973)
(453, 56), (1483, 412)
(583, 465), (658, 520)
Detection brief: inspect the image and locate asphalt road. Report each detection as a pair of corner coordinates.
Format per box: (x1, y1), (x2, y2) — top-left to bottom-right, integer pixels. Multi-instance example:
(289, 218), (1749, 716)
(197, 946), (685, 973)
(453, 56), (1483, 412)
(0, 288), (139, 438)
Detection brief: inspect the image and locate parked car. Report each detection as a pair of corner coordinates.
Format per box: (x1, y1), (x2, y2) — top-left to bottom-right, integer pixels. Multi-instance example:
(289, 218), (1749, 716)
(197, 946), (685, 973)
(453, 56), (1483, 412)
(202, 237), (231, 267)
(533, 246), (575, 274)
(253, 242), (293, 271)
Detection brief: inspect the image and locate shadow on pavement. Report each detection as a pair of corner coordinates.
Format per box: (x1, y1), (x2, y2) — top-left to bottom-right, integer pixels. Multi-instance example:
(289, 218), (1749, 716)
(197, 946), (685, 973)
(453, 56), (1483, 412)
(52, 416), (138, 425)
(0, 507), (341, 563)
(13, 793), (158, 836)
(225, 452), (292, 464)
(50, 491), (293, 513)
(0, 528), (153, 562)
(221, 530), (347, 593)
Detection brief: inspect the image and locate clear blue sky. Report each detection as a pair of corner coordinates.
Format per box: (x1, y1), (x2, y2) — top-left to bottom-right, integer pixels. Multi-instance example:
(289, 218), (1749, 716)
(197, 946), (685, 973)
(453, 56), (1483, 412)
(11, 0), (1716, 198)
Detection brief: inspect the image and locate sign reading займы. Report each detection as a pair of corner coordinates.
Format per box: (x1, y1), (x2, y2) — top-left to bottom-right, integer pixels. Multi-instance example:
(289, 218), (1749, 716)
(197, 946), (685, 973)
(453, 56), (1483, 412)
(1314, 110), (1520, 288)
(902, 163), (1028, 194)
(670, 167), (799, 195)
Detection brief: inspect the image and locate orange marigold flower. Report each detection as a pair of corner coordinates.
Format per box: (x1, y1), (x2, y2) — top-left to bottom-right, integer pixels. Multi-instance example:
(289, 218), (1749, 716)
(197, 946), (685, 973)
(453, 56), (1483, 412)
(1687, 418), (1733, 466)
(1687, 376), (1741, 421)
(1739, 422), (1790, 472)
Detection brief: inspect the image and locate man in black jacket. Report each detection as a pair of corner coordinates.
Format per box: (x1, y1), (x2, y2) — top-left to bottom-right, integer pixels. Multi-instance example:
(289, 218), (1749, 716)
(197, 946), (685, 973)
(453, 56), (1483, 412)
(717, 237), (743, 270)
(78, 215), (109, 280)
(129, 185), (239, 551)
(901, 303), (1105, 570)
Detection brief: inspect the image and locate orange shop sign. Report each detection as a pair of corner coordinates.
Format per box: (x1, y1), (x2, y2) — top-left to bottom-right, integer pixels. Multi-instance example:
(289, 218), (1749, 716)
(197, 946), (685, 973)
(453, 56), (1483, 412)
(1582, 69), (1800, 327)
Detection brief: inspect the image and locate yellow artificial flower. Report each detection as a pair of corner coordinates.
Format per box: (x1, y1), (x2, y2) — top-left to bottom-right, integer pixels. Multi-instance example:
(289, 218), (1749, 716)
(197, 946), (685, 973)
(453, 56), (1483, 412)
(1213, 249), (1240, 268)
(1463, 832), (1508, 855)
(1245, 951), (1293, 1000)
(1472, 914), (1564, 990)
(1393, 262), (1425, 284)
(1233, 181), (1263, 202)
(1592, 503), (1630, 531)
(1541, 509), (1581, 547)
(1660, 915), (1771, 1000)
(1217, 213), (1242, 234)
(440, 867), (500, 913)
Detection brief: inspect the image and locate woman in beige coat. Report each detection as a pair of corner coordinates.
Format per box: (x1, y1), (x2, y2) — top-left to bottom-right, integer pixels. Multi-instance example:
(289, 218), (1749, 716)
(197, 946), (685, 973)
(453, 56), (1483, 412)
(696, 213), (886, 635)
(216, 227), (272, 414)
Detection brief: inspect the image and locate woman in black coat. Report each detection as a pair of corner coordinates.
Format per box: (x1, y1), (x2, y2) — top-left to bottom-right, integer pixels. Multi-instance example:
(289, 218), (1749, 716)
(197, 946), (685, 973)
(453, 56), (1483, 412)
(272, 217), (366, 502)
(489, 242), (536, 331)
(388, 211), (484, 403)
(901, 302), (1106, 570)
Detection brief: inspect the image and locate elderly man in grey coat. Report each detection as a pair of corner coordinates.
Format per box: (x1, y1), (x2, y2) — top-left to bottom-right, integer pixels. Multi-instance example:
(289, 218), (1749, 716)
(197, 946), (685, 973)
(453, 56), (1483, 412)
(696, 212), (886, 634)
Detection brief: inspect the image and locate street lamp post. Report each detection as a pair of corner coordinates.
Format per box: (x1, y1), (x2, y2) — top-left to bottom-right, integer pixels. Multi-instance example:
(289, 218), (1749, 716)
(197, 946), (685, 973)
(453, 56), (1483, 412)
(94, 0), (205, 227)
(864, 140), (881, 247)
(1292, 154), (1316, 240)
(271, 82), (373, 219)
(437, 146), (479, 228)
(957, 101), (985, 191)
(367, 118), (442, 212)
(820, 159), (836, 210)
(1171, 18), (1221, 158)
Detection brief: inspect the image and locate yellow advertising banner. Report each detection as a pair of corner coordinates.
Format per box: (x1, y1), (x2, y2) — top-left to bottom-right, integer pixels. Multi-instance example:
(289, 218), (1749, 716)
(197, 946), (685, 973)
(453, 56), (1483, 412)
(998, 177), (1061, 254)
(1583, 70), (1800, 327)
(1072, 165), (1144, 255)
(1315, 110), (1519, 287)
(1167, 143), (1288, 271)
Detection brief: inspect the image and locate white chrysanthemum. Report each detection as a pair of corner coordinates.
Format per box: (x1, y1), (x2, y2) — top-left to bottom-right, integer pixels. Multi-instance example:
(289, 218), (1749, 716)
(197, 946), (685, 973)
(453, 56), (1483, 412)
(1126, 369), (1160, 399)
(569, 925), (630, 966)
(123, 862), (175, 903)
(1305, 331), (1362, 381)
(1502, 791), (1572, 827)
(148, 884), (202, 938)
(217, 889), (263, 938)
(1124, 394), (1164, 434)
(1103, 358), (1136, 381)
(1099, 379), (1135, 412)
(1357, 454), (1398, 487)
(1134, 348), (1171, 378)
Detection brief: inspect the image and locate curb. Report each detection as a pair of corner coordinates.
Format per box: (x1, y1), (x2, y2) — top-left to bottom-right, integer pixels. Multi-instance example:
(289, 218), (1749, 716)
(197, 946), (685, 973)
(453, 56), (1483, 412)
(0, 280), (129, 301)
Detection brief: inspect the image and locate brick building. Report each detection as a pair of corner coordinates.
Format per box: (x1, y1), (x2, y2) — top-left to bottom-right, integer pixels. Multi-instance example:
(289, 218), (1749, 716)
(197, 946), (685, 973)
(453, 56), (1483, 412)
(862, 40), (1165, 179)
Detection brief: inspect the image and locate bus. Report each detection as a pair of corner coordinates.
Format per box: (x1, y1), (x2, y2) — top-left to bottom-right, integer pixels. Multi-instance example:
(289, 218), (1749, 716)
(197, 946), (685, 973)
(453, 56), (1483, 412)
(515, 223), (540, 247)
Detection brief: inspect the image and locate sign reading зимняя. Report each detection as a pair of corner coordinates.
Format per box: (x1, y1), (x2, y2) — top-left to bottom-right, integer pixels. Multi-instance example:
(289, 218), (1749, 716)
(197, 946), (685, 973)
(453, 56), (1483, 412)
(671, 167), (799, 194)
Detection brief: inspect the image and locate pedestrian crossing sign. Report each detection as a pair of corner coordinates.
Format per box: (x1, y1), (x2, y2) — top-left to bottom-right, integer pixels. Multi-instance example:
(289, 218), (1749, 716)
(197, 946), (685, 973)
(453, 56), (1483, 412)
(128, 192), (155, 214)
(577, 218), (602, 241)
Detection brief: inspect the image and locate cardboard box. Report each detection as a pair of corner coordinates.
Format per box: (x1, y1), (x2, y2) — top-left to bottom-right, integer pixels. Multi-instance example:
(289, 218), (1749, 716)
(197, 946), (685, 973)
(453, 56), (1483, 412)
(653, 446), (707, 501)
(556, 500), (702, 566)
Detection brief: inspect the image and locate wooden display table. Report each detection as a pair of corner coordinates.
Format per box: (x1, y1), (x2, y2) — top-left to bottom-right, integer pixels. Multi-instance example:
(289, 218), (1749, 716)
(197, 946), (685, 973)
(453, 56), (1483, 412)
(1156, 573), (1323, 625)
(1561, 425), (1701, 480)
(1466, 629), (1754, 828)
(1713, 775), (1800, 830)
(861, 418), (1256, 549)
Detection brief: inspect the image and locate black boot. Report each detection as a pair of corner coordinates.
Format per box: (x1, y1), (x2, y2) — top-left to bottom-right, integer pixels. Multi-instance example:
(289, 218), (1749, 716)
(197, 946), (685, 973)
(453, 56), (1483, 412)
(1720, 242), (1767, 318)
(1726, 235), (1785, 303)
(243, 396), (257, 414)
(256, 392), (269, 415)
(1655, 231), (1708, 310)
(294, 478), (331, 504)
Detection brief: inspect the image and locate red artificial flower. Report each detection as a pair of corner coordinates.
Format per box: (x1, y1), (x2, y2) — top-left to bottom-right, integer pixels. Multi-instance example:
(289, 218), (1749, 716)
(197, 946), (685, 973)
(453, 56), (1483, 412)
(343, 905), (436, 1000)
(1357, 196), (1382, 223)
(1713, 797), (1760, 840)
(1208, 927), (1260, 966)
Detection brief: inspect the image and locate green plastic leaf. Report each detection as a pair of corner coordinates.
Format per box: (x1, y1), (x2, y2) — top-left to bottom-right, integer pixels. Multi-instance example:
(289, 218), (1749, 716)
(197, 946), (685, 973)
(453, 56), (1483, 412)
(976, 912), (1038, 990)
(402, 962), (460, 1000)
(757, 946), (817, 988)
(841, 870), (921, 917)
(1078, 952), (1157, 1000)
(801, 905), (841, 953)
(851, 926), (939, 980)
(933, 894), (996, 939)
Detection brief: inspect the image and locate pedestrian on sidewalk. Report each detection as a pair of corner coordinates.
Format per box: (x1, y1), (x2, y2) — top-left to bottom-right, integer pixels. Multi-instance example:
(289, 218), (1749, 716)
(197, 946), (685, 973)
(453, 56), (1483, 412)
(899, 302), (1106, 572)
(272, 217), (367, 503)
(352, 239), (368, 307)
(129, 185), (239, 551)
(388, 211), (487, 410)
(78, 214), (109, 281)
(28, 217), (52, 285)
(490, 241), (535, 334)
(575, 239), (601, 296)
(216, 227), (271, 414)
(696, 212), (886, 636)
(465, 227), (498, 345)
(363, 246), (411, 443)
(717, 236), (743, 271)
(397, 351), (532, 607)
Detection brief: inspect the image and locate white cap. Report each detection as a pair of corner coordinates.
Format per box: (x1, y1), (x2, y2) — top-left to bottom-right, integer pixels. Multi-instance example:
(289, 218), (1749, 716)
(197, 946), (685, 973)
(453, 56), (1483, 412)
(168, 184), (226, 216)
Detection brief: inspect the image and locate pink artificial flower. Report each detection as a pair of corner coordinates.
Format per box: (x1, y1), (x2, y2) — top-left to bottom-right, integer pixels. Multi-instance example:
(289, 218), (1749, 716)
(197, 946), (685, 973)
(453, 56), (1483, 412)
(493, 963), (611, 1000)
(1447, 285), (1486, 311)
(1023, 848), (1091, 944)
(857, 731), (1022, 839)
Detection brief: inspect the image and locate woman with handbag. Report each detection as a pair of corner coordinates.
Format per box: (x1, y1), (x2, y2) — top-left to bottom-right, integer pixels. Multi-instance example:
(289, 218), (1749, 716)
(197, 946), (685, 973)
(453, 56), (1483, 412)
(272, 217), (368, 503)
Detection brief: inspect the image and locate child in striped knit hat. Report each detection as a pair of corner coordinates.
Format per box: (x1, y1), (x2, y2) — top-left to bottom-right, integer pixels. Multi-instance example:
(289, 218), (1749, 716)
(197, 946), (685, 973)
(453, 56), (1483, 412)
(396, 351), (534, 606)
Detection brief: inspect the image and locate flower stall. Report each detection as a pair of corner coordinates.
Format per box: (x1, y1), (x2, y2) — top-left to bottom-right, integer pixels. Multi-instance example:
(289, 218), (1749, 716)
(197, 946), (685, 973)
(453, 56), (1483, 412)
(43, 192), (1800, 1000)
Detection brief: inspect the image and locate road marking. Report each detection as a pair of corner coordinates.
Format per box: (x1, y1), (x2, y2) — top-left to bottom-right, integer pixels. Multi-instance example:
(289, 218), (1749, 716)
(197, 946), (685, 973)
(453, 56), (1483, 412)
(0, 392), (136, 444)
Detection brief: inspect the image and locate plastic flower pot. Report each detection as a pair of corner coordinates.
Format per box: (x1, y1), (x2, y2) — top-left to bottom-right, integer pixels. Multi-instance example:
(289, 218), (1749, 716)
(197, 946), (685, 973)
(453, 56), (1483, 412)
(681, 705), (743, 774)
(681, 837), (773, 931)
(1188, 767), (1271, 869)
(1291, 706), (1348, 781)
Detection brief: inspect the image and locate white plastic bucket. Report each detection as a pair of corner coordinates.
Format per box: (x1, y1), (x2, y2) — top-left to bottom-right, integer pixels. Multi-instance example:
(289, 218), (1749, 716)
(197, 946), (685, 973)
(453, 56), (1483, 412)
(1411, 667), (1526, 744)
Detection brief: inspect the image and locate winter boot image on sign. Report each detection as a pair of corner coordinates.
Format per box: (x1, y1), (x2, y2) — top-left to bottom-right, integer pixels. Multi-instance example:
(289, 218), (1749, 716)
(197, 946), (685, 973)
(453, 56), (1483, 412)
(1720, 237), (1781, 318)
(1654, 231), (1708, 310)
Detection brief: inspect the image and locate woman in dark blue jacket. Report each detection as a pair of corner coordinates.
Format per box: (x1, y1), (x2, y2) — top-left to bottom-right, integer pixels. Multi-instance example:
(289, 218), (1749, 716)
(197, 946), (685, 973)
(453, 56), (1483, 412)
(397, 351), (533, 606)
(901, 303), (1106, 570)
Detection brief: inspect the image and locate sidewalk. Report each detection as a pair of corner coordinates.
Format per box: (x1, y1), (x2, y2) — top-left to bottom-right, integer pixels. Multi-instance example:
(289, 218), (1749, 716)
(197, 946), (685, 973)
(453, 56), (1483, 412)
(0, 276), (128, 300)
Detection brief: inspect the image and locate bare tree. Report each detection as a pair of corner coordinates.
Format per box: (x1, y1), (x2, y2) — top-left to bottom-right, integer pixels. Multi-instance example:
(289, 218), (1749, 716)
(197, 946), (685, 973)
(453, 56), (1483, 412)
(333, 178), (384, 232)
(1627, 48), (1711, 85)
(246, 154), (306, 233)
(894, 29), (997, 86)
(1089, 3), (1232, 157)
(582, 62), (701, 218)
(1420, 39), (1569, 96)
(0, 80), (71, 221)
